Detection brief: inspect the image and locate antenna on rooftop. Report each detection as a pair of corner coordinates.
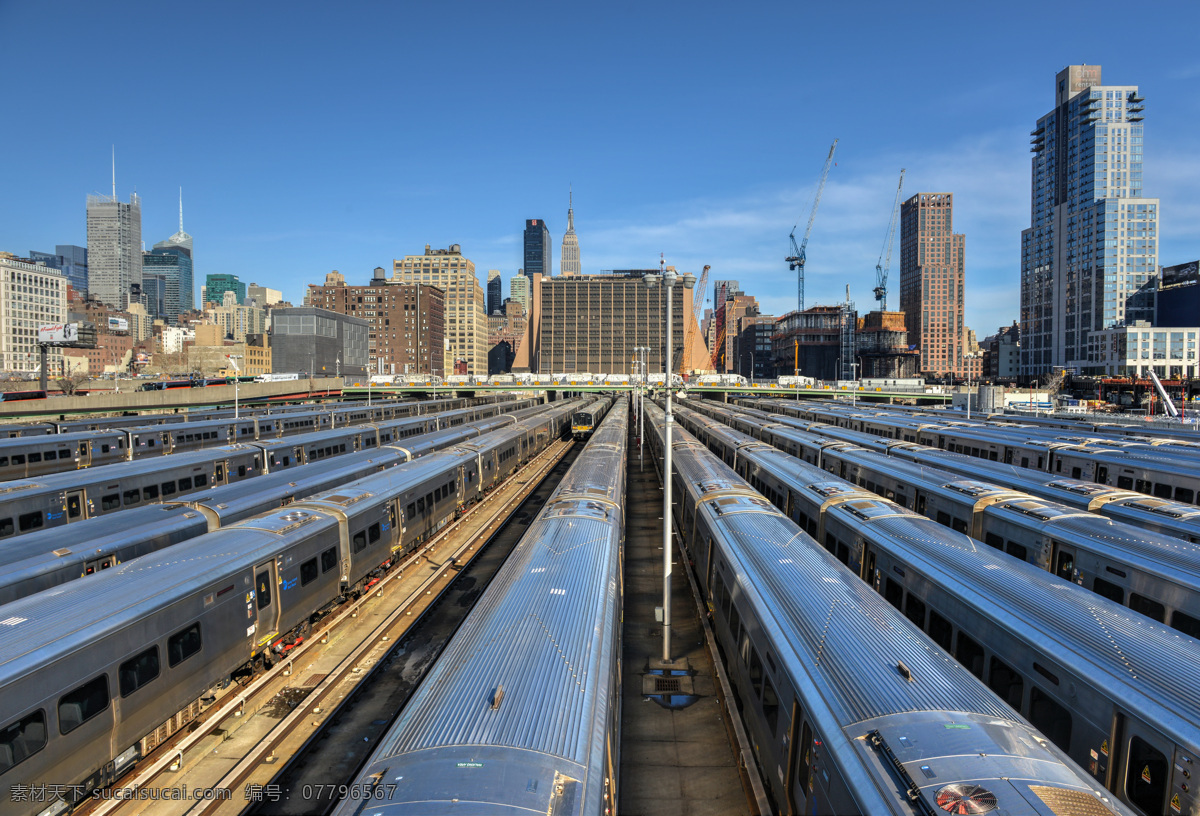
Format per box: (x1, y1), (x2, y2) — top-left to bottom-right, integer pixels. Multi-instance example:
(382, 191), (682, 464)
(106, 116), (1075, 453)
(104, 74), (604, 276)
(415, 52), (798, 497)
(111, 146), (116, 201)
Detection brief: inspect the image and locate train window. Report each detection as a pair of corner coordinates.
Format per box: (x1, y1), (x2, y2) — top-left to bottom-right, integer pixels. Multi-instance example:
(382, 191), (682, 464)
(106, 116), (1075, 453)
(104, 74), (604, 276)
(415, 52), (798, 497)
(58, 674), (109, 734)
(748, 647), (764, 698)
(321, 547), (337, 574)
(119, 647), (160, 698)
(18, 512), (43, 532)
(1005, 541), (1028, 561)
(143, 485), (159, 501)
(168, 623), (202, 667)
(955, 633), (985, 678)
(369, 522), (381, 544)
(1126, 736), (1168, 816)
(416, 498), (425, 513)
(1092, 577), (1124, 605)
(1170, 610), (1200, 638)
(194, 474), (208, 487)
(884, 578), (903, 610)
(1117, 476), (1134, 489)
(238, 466), (247, 478)
(762, 677), (780, 736)
(256, 571), (272, 610)
(836, 542), (849, 565)
(352, 531), (367, 553)
(988, 657), (1023, 709)
(282, 456), (291, 467)
(1054, 550), (1074, 580)
(0, 518), (11, 538)
(1176, 487), (1195, 504)
(904, 593), (926, 628)
(123, 489), (141, 506)
(406, 502), (416, 519)
(28, 452), (41, 463)
(1029, 687), (1072, 753)
(728, 602), (742, 645)
(928, 610), (953, 651)
(426, 492), (434, 508)
(0, 710), (46, 773)
(161, 482), (176, 497)
(1129, 594), (1165, 623)
(984, 532), (1003, 549)
(1021, 457), (1029, 468)
(1135, 479), (1151, 493)
(951, 517), (968, 534)
(300, 558), (319, 587)
(823, 533), (836, 554)
(1153, 483), (1173, 499)
(1055, 460), (1062, 472)
(179, 477), (193, 491)
(936, 511), (951, 526)
(989, 451), (998, 461)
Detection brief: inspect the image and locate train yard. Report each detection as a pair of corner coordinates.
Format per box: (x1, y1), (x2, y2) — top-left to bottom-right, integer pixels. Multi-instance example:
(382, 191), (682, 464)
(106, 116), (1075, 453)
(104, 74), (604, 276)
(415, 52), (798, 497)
(0, 391), (1197, 816)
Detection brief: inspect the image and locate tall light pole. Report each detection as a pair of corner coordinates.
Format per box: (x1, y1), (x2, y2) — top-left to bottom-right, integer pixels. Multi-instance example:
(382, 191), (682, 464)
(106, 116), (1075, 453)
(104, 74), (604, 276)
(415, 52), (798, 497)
(635, 346), (648, 468)
(226, 355), (243, 419)
(644, 261), (696, 664)
(850, 361), (860, 408)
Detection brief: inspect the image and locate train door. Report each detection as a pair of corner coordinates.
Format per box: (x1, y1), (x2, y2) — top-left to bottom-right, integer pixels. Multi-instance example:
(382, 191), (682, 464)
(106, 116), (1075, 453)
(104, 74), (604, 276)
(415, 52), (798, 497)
(65, 489), (88, 521)
(1051, 540), (1077, 582)
(1110, 713), (1172, 816)
(253, 560), (281, 651)
(789, 719), (813, 814)
(84, 554), (114, 574)
(214, 460), (229, 486)
(77, 441), (91, 467)
(861, 545), (877, 587)
(783, 701), (802, 815)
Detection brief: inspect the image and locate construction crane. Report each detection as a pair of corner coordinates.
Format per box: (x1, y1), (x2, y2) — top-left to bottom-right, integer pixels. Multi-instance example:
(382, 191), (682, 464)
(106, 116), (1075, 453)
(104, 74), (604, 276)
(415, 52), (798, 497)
(874, 168), (905, 311)
(786, 138), (838, 313)
(681, 264), (711, 374)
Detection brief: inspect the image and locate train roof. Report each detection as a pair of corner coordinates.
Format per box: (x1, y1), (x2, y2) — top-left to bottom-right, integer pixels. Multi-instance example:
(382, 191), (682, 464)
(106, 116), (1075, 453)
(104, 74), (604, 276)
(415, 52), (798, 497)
(705, 495), (1020, 725)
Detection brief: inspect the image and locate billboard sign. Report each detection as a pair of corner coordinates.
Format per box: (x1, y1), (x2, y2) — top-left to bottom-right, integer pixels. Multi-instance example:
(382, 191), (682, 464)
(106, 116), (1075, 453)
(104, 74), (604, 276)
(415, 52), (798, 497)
(37, 323), (78, 344)
(1161, 261), (1199, 289)
(108, 316), (129, 333)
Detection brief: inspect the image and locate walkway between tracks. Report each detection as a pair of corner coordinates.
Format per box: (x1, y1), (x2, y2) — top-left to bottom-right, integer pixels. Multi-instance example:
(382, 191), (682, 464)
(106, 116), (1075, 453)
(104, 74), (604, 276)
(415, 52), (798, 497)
(619, 432), (752, 816)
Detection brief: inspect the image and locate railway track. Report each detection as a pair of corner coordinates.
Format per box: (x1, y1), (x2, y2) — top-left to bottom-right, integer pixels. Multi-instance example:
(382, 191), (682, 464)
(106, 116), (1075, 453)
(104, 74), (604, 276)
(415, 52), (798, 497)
(80, 437), (575, 816)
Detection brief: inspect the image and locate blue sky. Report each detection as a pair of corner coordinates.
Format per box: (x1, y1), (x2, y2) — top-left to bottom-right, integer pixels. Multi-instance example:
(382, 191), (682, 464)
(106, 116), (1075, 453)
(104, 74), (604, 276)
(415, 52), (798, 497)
(3, 1), (1198, 338)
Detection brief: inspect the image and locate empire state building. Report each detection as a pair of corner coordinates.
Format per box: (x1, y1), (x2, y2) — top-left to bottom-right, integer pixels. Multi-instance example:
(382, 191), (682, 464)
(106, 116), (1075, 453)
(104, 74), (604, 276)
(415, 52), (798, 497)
(560, 191), (580, 277)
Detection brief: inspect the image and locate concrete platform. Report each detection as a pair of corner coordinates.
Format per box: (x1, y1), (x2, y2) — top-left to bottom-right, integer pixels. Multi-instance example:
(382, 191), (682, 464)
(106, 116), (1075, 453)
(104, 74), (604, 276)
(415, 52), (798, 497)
(619, 433), (751, 816)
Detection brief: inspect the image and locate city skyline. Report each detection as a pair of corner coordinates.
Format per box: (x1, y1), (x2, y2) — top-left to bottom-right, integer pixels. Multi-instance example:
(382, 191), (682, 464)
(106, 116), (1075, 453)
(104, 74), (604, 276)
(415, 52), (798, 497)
(3, 3), (1199, 340)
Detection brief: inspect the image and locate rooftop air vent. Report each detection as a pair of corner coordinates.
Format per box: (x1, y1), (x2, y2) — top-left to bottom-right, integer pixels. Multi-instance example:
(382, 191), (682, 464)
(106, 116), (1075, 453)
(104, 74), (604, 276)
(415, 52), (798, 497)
(935, 784), (997, 814)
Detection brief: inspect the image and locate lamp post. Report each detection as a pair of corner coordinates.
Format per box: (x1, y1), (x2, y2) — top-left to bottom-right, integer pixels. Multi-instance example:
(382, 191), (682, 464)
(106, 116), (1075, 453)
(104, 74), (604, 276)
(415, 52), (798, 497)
(850, 361), (860, 408)
(226, 355), (243, 419)
(794, 337), (800, 401)
(644, 261), (696, 664)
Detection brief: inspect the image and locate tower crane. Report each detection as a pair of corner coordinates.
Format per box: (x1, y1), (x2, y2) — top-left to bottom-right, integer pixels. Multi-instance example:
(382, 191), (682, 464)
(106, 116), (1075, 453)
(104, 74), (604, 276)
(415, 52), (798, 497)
(786, 138), (838, 313)
(681, 264), (711, 374)
(874, 168), (905, 311)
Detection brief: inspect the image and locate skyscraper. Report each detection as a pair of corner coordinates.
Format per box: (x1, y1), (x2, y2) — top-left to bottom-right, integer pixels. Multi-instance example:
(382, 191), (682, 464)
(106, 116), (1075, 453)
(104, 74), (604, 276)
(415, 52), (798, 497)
(1021, 65), (1157, 377)
(523, 219), (551, 281)
(560, 192), (580, 277)
(899, 192), (966, 377)
(86, 191), (142, 308)
(487, 269), (503, 314)
(205, 273), (245, 306)
(392, 244), (488, 376)
(510, 271), (529, 312)
(143, 247), (193, 324)
(151, 189), (196, 316)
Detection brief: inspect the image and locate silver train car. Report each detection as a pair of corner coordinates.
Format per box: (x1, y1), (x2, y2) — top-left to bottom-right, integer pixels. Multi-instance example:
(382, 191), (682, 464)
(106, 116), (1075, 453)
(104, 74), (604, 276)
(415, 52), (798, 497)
(570, 399), (611, 439)
(0, 407), (559, 604)
(732, 397), (1200, 543)
(332, 398), (626, 816)
(0, 405), (577, 815)
(682, 400), (1200, 638)
(643, 403), (1132, 816)
(0, 400), (538, 540)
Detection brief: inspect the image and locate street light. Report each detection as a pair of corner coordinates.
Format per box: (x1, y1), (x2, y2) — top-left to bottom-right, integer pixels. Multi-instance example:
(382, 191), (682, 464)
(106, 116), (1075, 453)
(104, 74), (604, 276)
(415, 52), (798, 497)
(644, 260), (696, 665)
(634, 346), (649, 468)
(850, 360), (860, 407)
(226, 355), (243, 419)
